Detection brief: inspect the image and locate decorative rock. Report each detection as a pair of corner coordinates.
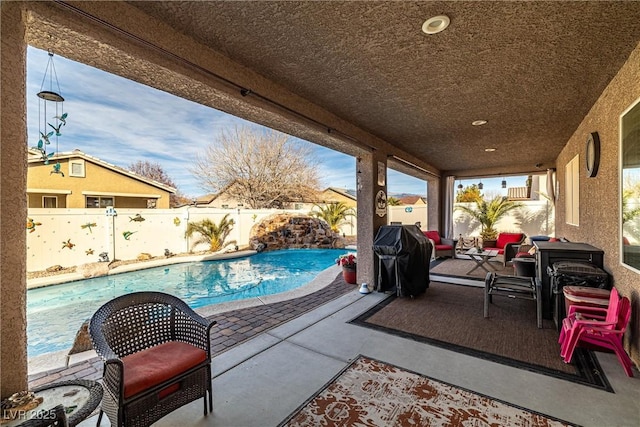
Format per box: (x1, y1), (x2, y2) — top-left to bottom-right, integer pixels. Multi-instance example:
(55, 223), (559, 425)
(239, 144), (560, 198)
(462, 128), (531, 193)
(45, 265), (64, 273)
(137, 253), (153, 261)
(249, 213), (344, 251)
(78, 262), (110, 278)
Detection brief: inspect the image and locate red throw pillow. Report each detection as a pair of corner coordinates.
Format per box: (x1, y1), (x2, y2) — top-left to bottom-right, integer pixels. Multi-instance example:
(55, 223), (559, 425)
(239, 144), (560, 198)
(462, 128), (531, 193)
(424, 230), (441, 245)
(496, 233), (524, 249)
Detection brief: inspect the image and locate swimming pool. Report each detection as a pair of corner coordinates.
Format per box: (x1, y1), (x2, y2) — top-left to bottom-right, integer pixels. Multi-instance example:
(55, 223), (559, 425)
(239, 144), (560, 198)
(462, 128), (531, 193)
(27, 249), (348, 357)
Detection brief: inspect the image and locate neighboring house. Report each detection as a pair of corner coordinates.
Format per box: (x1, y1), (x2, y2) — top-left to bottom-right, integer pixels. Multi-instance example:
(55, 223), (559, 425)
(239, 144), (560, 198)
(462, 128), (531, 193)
(398, 195), (426, 205)
(317, 187), (357, 208)
(27, 149), (176, 209)
(195, 185), (356, 211)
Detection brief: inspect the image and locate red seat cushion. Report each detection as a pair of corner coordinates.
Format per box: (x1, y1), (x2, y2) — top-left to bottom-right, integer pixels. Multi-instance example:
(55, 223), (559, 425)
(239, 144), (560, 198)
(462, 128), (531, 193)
(122, 341), (207, 399)
(483, 247), (504, 255)
(435, 244), (453, 251)
(424, 230), (441, 245)
(496, 233), (524, 249)
(515, 252), (534, 258)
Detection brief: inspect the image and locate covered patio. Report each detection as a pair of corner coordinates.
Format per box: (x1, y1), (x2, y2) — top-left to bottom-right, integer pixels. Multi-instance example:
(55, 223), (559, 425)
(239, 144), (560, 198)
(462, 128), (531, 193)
(25, 270), (640, 426)
(2, 1), (640, 425)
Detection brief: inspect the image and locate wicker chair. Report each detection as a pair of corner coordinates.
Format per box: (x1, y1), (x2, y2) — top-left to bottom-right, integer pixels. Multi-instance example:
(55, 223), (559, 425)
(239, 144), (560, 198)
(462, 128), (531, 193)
(89, 292), (217, 427)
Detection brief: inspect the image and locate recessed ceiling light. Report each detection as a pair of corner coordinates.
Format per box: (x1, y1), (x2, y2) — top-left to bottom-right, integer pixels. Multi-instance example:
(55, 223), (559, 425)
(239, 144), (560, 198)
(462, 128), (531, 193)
(485, 148), (496, 152)
(472, 120), (488, 126)
(422, 15), (450, 35)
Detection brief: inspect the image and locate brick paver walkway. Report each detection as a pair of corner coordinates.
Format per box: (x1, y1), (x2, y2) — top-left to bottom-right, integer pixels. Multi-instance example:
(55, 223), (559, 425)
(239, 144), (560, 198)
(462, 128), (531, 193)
(28, 272), (353, 388)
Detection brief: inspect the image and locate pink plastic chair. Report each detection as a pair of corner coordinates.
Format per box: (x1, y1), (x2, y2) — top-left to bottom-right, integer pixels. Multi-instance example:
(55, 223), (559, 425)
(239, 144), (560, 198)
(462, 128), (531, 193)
(558, 287), (619, 350)
(559, 288), (634, 377)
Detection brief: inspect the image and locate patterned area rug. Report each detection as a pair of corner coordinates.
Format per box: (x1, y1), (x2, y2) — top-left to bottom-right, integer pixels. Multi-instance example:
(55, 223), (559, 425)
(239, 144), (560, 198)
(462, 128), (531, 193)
(279, 355), (578, 427)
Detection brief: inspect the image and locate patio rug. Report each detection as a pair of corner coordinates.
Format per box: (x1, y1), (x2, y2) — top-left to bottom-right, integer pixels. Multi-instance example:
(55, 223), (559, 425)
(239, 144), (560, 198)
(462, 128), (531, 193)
(350, 282), (612, 392)
(430, 257), (515, 279)
(279, 355), (578, 427)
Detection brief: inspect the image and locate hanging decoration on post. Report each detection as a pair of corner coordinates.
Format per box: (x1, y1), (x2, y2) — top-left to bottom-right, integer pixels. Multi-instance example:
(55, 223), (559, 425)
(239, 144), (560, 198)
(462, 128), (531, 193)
(33, 49), (68, 176)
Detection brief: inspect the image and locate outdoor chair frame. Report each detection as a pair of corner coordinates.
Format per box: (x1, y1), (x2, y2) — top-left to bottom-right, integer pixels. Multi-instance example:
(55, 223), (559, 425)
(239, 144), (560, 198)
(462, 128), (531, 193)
(89, 292), (216, 427)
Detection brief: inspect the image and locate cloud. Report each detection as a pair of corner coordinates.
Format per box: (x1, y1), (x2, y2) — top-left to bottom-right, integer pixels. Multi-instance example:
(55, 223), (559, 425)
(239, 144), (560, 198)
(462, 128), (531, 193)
(27, 46), (427, 198)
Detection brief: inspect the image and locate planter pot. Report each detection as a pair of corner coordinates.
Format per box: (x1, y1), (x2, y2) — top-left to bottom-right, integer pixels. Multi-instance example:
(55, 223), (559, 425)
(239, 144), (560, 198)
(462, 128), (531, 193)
(342, 266), (357, 284)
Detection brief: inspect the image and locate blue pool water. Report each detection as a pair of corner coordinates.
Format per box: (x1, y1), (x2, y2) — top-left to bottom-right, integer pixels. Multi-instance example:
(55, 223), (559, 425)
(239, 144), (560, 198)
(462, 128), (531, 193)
(27, 249), (348, 357)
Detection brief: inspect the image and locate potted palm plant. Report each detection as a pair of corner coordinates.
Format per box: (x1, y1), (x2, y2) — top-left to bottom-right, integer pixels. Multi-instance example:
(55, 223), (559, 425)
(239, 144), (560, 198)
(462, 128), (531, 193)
(455, 196), (523, 247)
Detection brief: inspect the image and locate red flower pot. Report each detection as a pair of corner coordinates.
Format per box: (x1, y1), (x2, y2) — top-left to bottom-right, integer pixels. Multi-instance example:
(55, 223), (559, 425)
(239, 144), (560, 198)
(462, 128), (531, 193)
(342, 266), (357, 284)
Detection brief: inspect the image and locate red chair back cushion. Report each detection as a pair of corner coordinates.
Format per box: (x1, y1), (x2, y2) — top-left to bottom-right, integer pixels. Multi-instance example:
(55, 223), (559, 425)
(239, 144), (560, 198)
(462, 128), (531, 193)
(496, 233), (524, 249)
(424, 230), (441, 245)
(122, 341), (207, 399)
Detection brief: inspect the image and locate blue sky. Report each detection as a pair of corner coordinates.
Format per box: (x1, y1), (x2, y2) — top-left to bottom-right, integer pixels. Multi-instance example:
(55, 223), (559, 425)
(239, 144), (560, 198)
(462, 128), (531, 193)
(27, 46), (513, 198)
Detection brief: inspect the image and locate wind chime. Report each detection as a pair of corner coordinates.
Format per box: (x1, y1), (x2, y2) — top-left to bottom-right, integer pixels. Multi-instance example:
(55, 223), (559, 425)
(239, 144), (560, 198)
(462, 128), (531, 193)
(34, 49), (67, 176)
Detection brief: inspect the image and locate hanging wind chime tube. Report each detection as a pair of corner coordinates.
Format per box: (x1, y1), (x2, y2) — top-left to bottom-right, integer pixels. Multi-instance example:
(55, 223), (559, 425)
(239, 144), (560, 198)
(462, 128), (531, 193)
(36, 49), (67, 176)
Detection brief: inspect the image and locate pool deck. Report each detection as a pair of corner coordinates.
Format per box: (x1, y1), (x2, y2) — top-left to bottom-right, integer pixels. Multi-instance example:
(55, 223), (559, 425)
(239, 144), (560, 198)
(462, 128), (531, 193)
(27, 259), (353, 379)
(24, 263), (640, 427)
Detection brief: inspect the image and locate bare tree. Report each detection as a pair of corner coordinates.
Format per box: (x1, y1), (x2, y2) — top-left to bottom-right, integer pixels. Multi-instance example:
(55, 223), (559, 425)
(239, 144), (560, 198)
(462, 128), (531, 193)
(129, 160), (188, 207)
(191, 127), (322, 209)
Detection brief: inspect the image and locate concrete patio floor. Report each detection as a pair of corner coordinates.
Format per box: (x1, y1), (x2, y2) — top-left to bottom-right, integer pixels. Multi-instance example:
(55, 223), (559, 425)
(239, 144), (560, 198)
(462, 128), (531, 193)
(70, 274), (638, 427)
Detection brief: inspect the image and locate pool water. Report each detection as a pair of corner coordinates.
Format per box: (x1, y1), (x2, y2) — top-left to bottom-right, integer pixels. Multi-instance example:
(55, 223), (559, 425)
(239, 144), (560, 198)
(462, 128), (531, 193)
(27, 249), (348, 357)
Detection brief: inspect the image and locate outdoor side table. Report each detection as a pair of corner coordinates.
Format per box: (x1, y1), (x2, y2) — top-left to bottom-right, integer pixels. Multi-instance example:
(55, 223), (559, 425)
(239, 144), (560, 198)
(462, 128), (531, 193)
(465, 248), (499, 275)
(5, 380), (103, 427)
(484, 273), (542, 329)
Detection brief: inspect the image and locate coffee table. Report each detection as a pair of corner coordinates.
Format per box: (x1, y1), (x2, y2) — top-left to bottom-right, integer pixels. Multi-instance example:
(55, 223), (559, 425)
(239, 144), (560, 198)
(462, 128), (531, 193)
(4, 380), (102, 427)
(465, 248), (499, 275)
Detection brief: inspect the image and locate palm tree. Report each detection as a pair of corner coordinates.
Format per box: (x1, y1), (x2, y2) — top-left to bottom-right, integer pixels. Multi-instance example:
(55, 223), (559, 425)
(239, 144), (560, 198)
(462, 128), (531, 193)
(185, 214), (236, 252)
(310, 202), (355, 233)
(387, 197), (402, 206)
(455, 196), (523, 241)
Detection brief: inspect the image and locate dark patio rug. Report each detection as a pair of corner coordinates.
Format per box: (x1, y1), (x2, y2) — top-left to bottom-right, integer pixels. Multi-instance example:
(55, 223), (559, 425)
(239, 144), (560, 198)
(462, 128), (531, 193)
(350, 281), (613, 392)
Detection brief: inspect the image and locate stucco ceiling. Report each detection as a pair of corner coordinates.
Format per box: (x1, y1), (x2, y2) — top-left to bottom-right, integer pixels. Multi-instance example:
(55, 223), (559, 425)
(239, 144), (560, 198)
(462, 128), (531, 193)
(104, 2), (640, 175)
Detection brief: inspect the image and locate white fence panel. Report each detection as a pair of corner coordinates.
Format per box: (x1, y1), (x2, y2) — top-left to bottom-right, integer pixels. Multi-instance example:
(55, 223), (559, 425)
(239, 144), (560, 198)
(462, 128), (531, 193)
(453, 200), (555, 240)
(27, 209), (109, 272)
(388, 205), (429, 228)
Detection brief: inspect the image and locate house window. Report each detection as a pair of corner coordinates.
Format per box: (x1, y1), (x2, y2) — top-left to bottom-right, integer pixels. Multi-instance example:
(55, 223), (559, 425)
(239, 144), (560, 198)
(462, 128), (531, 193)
(69, 159), (86, 177)
(294, 203), (303, 210)
(565, 154), (580, 225)
(221, 204), (229, 209)
(147, 199), (157, 209)
(86, 196), (114, 208)
(43, 196), (57, 208)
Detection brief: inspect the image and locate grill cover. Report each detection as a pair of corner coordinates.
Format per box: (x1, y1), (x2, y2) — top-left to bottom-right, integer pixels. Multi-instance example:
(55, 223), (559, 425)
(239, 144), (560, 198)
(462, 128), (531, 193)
(372, 225), (431, 297)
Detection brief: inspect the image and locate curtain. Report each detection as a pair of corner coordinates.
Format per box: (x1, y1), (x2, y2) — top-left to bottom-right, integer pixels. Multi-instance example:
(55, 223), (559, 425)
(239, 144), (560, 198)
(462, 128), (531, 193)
(546, 168), (556, 207)
(444, 176), (455, 238)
